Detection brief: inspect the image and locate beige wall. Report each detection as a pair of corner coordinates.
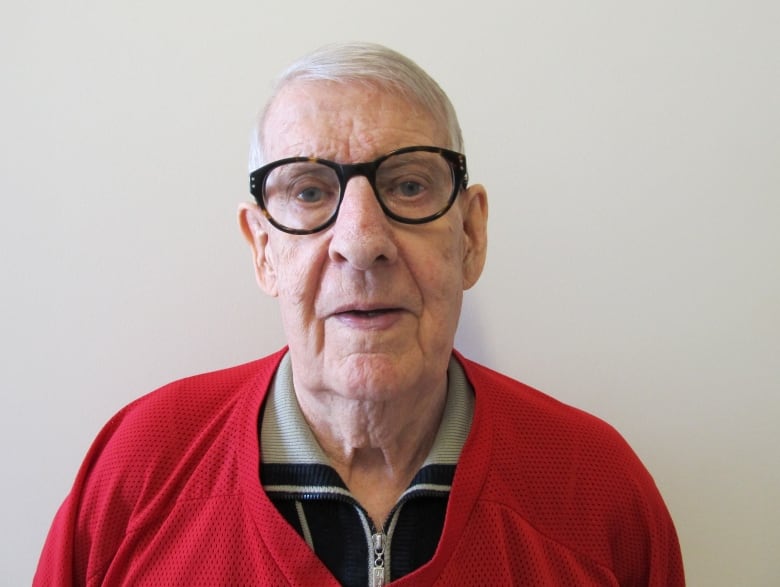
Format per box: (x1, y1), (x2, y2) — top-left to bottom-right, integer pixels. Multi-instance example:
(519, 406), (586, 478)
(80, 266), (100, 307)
(2, 1), (778, 584)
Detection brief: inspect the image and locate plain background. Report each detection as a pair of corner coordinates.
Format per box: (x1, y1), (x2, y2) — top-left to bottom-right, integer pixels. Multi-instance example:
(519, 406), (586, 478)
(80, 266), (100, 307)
(2, 1), (778, 585)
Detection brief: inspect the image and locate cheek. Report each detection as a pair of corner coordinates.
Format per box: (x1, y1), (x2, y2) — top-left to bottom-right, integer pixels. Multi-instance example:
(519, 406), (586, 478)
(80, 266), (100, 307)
(413, 229), (466, 312)
(273, 245), (322, 309)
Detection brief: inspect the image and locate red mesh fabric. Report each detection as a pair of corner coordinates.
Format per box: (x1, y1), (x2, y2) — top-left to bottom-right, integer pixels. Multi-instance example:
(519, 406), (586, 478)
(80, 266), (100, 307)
(35, 349), (683, 586)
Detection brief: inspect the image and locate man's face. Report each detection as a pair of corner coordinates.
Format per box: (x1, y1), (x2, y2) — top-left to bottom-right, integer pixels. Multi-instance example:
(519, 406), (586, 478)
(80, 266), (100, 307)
(240, 80), (487, 402)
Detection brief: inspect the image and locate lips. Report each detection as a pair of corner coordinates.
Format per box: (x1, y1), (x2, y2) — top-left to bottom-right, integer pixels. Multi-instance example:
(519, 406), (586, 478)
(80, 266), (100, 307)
(329, 305), (406, 329)
(338, 308), (399, 317)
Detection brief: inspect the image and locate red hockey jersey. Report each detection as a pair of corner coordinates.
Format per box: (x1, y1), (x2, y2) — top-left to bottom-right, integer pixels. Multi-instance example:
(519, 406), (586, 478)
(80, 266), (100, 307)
(35, 349), (684, 585)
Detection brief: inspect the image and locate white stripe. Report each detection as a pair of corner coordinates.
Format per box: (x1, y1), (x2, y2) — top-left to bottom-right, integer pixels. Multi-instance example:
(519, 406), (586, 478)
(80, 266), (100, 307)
(264, 484), (354, 499)
(294, 500), (314, 549)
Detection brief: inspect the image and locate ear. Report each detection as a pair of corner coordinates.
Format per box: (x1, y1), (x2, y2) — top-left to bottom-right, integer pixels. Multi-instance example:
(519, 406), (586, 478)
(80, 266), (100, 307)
(238, 202), (279, 297)
(459, 183), (488, 290)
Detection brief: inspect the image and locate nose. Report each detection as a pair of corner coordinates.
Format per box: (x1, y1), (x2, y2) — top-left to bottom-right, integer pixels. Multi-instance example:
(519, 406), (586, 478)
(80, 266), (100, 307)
(328, 177), (398, 270)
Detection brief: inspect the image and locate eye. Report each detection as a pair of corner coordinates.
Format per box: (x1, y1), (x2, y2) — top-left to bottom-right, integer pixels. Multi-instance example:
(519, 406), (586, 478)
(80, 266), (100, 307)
(378, 174), (431, 201)
(281, 165), (339, 205)
(397, 180), (424, 197)
(297, 186), (326, 203)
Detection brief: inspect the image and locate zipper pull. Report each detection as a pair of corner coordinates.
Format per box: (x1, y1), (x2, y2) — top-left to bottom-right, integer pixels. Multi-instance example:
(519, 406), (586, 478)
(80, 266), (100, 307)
(371, 532), (386, 587)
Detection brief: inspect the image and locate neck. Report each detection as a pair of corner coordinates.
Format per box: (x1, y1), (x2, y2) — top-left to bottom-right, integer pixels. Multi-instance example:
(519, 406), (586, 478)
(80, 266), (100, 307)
(294, 376), (448, 527)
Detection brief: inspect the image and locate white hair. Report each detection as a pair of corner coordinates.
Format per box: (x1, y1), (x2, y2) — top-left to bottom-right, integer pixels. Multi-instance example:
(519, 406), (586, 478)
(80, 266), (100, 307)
(248, 42), (464, 171)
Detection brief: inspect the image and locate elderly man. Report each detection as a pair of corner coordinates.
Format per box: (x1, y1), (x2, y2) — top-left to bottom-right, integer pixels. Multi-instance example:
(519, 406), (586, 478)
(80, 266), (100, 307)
(35, 43), (683, 586)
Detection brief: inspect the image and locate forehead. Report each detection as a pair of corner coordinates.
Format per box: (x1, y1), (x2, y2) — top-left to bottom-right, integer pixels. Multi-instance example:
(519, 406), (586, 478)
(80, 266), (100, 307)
(262, 80), (448, 162)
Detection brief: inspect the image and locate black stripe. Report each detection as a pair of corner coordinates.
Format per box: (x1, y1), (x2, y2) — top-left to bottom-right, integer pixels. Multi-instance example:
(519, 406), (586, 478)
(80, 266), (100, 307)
(261, 462), (347, 489)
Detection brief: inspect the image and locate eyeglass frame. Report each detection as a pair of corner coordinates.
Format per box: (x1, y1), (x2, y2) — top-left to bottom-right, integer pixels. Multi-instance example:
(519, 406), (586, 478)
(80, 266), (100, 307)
(248, 145), (469, 235)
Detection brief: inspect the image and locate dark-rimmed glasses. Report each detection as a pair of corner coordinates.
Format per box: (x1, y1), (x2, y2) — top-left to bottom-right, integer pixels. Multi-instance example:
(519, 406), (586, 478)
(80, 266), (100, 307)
(249, 146), (468, 235)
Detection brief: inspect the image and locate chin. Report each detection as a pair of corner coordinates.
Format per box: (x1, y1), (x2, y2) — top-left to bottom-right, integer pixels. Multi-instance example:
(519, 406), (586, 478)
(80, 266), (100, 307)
(334, 352), (424, 400)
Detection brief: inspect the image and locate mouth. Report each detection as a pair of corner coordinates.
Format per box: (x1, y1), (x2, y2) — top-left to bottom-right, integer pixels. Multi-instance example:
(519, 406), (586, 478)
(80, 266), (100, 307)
(336, 308), (400, 318)
(330, 306), (405, 329)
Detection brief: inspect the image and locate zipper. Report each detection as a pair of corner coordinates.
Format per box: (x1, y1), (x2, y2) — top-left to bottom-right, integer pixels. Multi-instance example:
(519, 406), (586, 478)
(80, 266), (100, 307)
(371, 532), (386, 587)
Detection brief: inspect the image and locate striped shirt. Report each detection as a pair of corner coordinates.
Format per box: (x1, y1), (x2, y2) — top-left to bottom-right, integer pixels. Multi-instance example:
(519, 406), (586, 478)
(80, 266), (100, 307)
(260, 352), (474, 586)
